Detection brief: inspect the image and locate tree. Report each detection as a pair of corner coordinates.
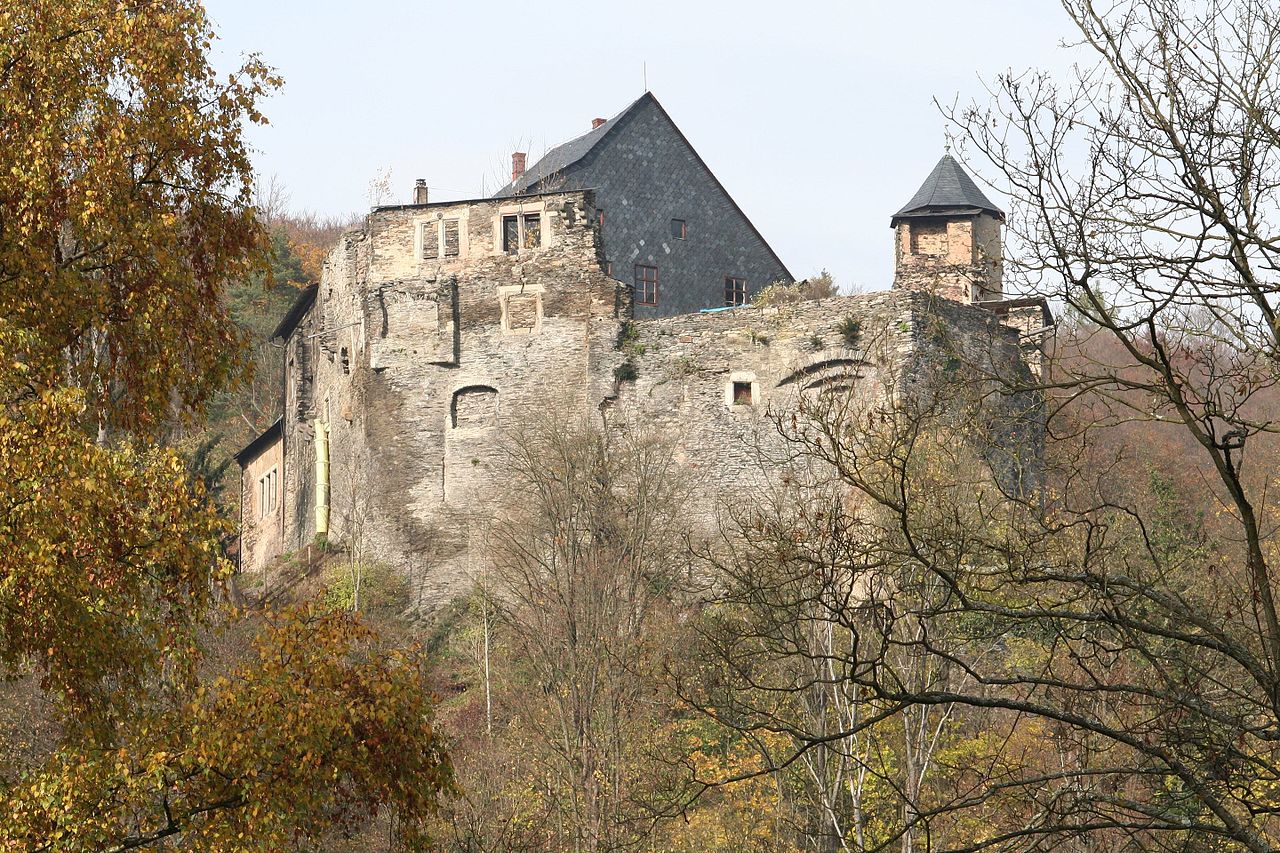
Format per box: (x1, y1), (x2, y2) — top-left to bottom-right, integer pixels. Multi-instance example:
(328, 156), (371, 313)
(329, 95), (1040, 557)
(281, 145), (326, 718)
(0, 2), (453, 846)
(704, 1), (1280, 849)
(436, 413), (696, 853)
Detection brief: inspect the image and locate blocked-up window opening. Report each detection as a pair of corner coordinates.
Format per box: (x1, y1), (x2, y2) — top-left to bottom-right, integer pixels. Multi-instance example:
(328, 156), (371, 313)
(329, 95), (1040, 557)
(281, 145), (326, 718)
(506, 294), (538, 332)
(422, 223), (438, 260)
(910, 221), (947, 255)
(443, 219), (460, 257)
(732, 381), (753, 406)
(724, 276), (747, 306)
(451, 386), (498, 428)
(635, 264), (658, 305)
(502, 215), (519, 254)
(522, 213), (541, 248)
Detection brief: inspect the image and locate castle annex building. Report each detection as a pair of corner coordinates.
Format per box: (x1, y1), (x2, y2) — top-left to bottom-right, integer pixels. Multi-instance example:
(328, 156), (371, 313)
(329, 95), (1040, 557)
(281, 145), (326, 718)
(236, 98), (1050, 610)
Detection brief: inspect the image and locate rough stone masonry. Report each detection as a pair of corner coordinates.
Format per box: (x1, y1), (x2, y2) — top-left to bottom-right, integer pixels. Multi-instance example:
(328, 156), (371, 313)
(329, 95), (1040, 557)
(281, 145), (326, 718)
(237, 161), (1050, 613)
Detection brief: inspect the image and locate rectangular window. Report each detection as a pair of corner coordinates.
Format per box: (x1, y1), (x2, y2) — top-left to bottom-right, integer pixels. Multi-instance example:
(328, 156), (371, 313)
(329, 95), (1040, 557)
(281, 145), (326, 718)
(732, 381), (753, 406)
(606, 261), (613, 277)
(634, 264), (658, 306)
(443, 219), (460, 257)
(502, 213), (542, 253)
(258, 467), (277, 518)
(502, 215), (519, 254)
(522, 213), (541, 249)
(671, 218), (686, 239)
(724, 276), (747, 306)
(598, 209), (605, 229)
(421, 223), (438, 260)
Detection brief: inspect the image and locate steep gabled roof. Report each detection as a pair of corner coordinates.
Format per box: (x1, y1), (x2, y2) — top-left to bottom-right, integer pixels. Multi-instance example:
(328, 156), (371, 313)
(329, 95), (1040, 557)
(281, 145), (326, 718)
(493, 94), (649, 197)
(493, 92), (792, 281)
(271, 284), (318, 341)
(891, 154), (1004, 225)
(234, 416), (283, 466)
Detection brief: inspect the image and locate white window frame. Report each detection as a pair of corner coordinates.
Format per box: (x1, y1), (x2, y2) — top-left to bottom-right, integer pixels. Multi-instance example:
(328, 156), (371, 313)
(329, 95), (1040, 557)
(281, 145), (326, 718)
(258, 466), (278, 519)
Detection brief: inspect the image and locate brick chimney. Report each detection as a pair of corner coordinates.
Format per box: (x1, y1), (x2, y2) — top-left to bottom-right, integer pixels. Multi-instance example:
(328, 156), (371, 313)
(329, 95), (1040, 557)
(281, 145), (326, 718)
(413, 178), (428, 205)
(511, 152), (527, 183)
(591, 117), (607, 129)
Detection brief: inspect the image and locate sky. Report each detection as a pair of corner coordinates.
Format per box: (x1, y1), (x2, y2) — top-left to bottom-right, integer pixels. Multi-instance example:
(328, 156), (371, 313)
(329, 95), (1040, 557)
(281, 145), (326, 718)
(204, 0), (1079, 291)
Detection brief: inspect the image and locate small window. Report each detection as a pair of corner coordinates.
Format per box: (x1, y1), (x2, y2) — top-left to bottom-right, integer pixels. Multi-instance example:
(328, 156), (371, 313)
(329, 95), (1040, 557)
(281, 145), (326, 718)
(340, 347), (349, 375)
(671, 218), (686, 240)
(634, 264), (658, 306)
(421, 223), (438, 260)
(598, 209), (605, 229)
(443, 219), (460, 257)
(523, 213), (541, 249)
(724, 276), (747, 306)
(606, 261), (613, 277)
(732, 381), (753, 406)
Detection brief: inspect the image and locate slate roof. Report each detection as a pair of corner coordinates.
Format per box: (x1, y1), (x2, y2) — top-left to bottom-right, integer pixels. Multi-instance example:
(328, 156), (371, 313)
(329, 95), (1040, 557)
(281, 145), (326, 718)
(891, 154), (1004, 225)
(493, 94), (651, 197)
(234, 416), (282, 466)
(271, 283), (318, 341)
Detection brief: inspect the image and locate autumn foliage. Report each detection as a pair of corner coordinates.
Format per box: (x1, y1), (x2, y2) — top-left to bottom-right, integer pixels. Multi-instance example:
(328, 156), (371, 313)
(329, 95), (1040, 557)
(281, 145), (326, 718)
(0, 2), (452, 848)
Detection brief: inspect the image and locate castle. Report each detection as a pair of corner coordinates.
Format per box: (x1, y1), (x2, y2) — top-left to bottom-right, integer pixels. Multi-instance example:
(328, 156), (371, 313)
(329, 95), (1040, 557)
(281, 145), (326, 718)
(235, 98), (1049, 611)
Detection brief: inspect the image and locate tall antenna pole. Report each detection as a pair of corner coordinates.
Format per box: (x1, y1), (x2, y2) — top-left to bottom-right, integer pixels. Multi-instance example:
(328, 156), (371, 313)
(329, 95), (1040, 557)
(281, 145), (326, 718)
(643, 61), (647, 92)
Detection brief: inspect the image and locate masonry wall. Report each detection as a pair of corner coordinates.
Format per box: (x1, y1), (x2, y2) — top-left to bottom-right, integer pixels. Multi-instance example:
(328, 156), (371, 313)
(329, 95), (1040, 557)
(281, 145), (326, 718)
(249, 189), (1043, 616)
(240, 436), (284, 574)
(272, 190), (623, 610)
(611, 289), (1038, 534)
(557, 97), (792, 317)
(893, 213), (1003, 302)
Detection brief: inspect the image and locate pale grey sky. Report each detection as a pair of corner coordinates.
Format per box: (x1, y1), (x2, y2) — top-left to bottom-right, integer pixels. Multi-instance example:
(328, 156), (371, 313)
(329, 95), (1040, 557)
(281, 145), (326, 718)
(205, 0), (1077, 290)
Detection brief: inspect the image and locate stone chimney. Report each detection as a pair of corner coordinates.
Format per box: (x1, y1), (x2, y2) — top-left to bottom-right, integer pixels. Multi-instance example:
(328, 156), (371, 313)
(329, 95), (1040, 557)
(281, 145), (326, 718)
(592, 117), (607, 129)
(413, 178), (429, 205)
(511, 152), (527, 183)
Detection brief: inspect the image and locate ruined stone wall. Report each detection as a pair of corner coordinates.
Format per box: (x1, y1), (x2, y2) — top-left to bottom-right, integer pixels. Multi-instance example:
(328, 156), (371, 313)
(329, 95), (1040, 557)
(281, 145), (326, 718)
(274, 190), (622, 610)
(253, 189), (1042, 615)
(611, 289), (1038, 536)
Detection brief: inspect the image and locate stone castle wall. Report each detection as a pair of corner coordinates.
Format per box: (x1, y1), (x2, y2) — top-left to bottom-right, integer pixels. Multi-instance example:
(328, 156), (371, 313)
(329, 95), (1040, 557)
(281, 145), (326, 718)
(242, 190), (1043, 614)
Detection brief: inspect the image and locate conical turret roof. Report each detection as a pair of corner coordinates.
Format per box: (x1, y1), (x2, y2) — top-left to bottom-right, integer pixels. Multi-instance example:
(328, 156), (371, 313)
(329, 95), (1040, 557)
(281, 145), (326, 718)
(891, 154), (1003, 225)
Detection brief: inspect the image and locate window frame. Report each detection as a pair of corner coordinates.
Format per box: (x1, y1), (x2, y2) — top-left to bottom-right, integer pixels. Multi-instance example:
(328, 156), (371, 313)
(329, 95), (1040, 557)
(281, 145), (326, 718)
(671, 218), (687, 240)
(258, 466), (278, 519)
(634, 264), (659, 306)
(501, 212), (544, 254)
(724, 275), (748, 307)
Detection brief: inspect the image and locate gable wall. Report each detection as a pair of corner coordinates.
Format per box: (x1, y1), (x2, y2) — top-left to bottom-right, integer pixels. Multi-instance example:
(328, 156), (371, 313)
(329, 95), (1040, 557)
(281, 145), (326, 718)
(565, 98), (792, 317)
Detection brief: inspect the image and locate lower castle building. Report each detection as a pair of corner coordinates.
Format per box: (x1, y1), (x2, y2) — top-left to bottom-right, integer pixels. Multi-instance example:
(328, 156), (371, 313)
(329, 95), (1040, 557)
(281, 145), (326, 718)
(236, 157), (1050, 611)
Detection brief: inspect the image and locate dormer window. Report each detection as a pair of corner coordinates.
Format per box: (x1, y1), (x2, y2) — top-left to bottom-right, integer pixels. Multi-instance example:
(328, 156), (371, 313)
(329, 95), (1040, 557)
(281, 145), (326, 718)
(502, 213), (542, 254)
